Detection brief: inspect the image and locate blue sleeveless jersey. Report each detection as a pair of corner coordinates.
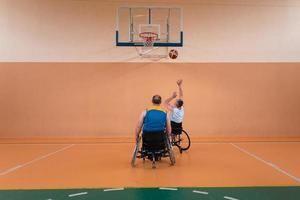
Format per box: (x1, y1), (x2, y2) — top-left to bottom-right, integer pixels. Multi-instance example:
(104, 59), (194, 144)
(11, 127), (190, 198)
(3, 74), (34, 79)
(143, 106), (167, 132)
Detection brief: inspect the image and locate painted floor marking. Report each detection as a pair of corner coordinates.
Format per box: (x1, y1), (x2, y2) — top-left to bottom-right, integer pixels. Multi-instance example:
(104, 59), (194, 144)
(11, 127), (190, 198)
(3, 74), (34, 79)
(231, 143), (300, 183)
(0, 165), (23, 176)
(103, 188), (124, 192)
(0, 144), (74, 176)
(159, 187), (178, 191)
(192, 190), (209, 194)
(224, 196), (239, 200)
(68, 192), (88, 197)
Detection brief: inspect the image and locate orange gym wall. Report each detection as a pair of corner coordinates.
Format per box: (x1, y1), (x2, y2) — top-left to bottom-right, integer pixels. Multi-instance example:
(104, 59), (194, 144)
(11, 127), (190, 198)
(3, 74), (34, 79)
(1, 62), (300, 139)
(1, 1), (300, 139)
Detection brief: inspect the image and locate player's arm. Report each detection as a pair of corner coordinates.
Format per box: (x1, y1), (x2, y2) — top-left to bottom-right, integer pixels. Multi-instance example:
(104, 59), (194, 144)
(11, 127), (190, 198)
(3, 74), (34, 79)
(166, 112), (172, 135)
(164, 92), (177, 111)
(177, 79), (183, 99)
(135, 111), (145, 141)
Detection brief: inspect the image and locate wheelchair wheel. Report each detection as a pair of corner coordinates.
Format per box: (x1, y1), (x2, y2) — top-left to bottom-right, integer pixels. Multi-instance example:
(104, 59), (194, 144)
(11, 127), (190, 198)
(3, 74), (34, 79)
(131, 137), (141, 167)
(165, 136), (176, 165)
(178, 130), (191, 151)
(169, 147), (176, 165)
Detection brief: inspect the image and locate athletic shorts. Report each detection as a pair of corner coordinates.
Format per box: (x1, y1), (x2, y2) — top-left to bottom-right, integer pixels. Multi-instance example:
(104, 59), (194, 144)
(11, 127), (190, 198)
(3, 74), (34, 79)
(171, 121), (182, 135)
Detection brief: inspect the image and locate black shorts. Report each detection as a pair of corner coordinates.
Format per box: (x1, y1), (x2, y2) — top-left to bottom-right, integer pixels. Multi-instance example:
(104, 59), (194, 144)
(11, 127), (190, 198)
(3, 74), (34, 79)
(142, 131), (166, 151)
(171, 121), (182, 135)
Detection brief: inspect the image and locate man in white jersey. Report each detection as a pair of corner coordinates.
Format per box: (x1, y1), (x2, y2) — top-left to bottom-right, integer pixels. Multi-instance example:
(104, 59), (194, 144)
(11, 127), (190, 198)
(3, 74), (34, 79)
(164, 80), (184, 135)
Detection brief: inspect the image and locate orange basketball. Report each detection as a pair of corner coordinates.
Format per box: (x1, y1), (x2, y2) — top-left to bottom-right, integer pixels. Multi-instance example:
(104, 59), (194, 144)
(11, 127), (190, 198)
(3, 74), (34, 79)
(169, 49), (178, 59)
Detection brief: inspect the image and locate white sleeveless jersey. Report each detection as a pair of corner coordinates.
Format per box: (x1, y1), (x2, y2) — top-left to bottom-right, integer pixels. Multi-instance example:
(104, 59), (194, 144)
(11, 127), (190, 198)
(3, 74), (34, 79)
(170, 106), (184, 123)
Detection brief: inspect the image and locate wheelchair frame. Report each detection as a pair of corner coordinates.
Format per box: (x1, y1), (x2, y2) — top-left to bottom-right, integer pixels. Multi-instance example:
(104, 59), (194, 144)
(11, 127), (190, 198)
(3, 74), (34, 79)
(131, 133), (176, 168)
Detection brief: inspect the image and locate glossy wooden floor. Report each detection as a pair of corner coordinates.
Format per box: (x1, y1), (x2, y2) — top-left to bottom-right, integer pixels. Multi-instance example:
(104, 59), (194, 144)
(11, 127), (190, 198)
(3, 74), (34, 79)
(0, 140), (300, 189)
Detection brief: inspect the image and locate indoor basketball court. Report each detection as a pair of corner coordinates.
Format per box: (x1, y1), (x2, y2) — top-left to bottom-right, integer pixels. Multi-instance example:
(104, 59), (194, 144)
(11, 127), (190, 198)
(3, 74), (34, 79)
(1, 0), (300, 200)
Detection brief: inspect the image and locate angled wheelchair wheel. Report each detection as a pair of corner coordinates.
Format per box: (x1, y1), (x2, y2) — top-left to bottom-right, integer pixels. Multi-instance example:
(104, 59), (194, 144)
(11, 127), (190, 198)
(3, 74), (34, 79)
(179, 130), (191, 151)
(169, 147), (176, 165)
(165, 136), (176, 165)
(131, 137), (141, 167)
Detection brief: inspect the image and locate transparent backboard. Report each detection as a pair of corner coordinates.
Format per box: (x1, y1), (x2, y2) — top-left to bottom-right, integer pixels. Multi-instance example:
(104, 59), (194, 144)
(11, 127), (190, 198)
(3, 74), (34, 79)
(116, 7), (183, 47)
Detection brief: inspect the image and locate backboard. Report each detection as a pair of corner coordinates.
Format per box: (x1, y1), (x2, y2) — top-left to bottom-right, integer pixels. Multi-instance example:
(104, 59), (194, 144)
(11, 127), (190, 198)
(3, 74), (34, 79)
(116, 6), (183, 47)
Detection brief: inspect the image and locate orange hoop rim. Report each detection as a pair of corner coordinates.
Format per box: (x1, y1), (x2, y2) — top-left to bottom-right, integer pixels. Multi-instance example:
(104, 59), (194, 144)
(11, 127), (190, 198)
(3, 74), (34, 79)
(139, 32), (158, 41)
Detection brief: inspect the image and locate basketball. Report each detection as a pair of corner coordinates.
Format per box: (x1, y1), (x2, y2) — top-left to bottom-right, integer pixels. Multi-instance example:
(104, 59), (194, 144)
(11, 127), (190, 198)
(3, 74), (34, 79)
(169, 49), (178, 59)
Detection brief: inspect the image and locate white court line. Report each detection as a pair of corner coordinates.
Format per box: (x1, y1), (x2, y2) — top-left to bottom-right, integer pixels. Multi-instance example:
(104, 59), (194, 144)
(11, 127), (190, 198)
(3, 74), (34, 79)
(231, 143), (300, 183)
(0, 165), (23, 175)
(103, 188), (124, 192)
(159, 187), (178, 191)
(192, 190), (209, 195)
(224, 196), (239, 200)
(68, 192), (88, 197)
(0, 144), (74, 176)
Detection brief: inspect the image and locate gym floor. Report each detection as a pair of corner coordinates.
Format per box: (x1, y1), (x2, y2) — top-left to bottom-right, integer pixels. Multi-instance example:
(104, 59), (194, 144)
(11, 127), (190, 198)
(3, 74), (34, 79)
(1, 139), (300, 200)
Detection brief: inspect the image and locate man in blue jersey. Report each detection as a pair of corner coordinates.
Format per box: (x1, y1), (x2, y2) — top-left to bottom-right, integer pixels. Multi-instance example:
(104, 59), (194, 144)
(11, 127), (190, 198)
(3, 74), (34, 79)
(135, 95), (171, 141)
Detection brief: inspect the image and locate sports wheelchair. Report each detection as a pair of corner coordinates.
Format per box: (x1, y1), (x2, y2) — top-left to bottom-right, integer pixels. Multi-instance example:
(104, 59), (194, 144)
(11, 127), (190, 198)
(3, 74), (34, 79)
(131, 131), (176, 168)
(171, 127), (191, 153)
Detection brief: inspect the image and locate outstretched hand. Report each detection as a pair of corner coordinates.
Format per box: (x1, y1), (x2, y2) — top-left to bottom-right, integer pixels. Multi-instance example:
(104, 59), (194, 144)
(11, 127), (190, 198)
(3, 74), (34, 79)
(177, 79), (183, 86)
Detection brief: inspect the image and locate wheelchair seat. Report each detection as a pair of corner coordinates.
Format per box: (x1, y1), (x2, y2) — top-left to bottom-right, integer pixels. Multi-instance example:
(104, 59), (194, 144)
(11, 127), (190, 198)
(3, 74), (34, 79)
(131, 131), (175, 168)
(142, 131), (166, 161)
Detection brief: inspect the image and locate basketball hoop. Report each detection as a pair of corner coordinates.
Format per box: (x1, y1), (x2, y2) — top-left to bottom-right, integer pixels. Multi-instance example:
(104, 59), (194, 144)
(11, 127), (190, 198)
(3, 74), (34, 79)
(139, 32), (158, 47)
(137, 28), (167, 59)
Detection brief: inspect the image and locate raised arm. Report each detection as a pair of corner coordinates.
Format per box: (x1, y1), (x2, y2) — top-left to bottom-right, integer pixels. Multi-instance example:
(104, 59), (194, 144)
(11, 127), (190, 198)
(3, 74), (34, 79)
(164, 91), (177, 111)
(177, 79), (183, 99)
(135, 111), (145, 141)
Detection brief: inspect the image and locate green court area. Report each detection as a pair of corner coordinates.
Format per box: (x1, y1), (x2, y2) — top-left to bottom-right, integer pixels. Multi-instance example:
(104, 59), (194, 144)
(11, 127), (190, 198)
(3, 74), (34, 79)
(1, 187), (300, 200)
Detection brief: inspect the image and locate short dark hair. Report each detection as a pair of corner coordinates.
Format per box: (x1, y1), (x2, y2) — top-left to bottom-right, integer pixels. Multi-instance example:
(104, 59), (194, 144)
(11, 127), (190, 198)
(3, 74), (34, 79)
(176, 99), (184, 108)
(152, 95), (162, 105)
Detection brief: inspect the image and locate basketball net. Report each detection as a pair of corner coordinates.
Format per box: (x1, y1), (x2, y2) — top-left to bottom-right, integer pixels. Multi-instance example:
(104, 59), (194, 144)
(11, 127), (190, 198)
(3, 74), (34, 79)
(139, 32), (158, 48)
(137, 31), (168, 59)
